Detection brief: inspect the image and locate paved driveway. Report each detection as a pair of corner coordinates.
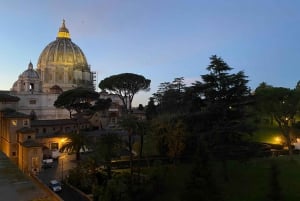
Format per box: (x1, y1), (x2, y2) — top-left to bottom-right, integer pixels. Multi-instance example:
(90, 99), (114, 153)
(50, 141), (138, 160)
(38, 153), (90, 201)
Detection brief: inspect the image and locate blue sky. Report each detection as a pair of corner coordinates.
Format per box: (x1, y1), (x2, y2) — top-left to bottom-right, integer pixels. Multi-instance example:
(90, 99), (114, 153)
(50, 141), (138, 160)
(0, 0), (299, 106)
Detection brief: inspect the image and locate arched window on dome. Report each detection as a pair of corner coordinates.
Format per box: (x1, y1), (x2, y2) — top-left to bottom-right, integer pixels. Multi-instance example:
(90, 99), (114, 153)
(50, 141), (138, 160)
(29, 83), (34, 94)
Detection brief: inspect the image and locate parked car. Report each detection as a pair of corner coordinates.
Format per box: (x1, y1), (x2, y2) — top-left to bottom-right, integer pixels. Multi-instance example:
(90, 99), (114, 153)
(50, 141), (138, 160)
(49, 180), (62, 192)
(51, 149), (61, 159)
(42, 158), (54, 169)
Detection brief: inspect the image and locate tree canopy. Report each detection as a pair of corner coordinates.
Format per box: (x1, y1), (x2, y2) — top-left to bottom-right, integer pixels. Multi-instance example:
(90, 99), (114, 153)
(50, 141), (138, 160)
(201, 55), (254, 145)
(54, 87), (101, 118)
(255, 85), (300, 154)
(98, 73), (151, 113)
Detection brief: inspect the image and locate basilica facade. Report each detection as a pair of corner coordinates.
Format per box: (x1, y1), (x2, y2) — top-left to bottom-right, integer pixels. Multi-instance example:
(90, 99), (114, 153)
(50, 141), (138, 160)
(10, 20), (96, 120)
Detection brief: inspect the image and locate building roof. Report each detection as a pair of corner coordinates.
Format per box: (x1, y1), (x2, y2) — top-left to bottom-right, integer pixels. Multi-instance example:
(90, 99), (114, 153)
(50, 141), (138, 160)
(17, 127), (35, 134)
(2, 110), (29, 118)
(0, 151), (50, 200)
(20, 62), (39, 79)
(31, 119), (78, 127)
(21, 140), (42, 148)
(0, 94), (20, 102)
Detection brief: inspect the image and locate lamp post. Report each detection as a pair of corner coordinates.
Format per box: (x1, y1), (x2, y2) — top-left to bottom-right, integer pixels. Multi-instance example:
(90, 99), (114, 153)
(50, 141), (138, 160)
(60, 155), (65, 181)
(61, 158), (64, 181)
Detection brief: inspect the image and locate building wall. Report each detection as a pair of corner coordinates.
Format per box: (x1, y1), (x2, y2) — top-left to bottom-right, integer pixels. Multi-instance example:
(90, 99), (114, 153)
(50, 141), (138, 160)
(18, 145), (42, 174)
(13, 93), (69, 120)
(0, 101), (18, 111)
(0, 111), (43, 173)
(0, 117), (21, 161)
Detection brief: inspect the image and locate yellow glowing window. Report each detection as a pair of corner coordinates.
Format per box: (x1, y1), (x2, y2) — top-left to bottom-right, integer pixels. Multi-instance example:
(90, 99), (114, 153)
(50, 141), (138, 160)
(11, 120), (17, 126)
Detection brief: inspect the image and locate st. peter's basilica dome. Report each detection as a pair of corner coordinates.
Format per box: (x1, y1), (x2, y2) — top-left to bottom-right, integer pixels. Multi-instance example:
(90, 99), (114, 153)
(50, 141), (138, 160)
(36, 20), (93, 92)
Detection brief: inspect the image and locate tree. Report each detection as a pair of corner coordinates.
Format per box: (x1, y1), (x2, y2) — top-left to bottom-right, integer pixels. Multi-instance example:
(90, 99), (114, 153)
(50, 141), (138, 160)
(60, 131), (89, 161)
(119, 115), (139, 177)
(200, 55), (254, 180)
(136, 120), (148, 159)
(138, 104), (144, 111)
(94, 133), (122, 179)
(201, 55), (253, 140)
(91, 98), (112, 111)
(152, 78), (186, 114)
(181, 143), (222, 201)
(54, 87), (100, 118)
(145, 97), (157, 120)
(98, 73), (151, 113)
(151, 115), (187, 163)
(180, 80), (206, 114)
(255, 86), (300, 155)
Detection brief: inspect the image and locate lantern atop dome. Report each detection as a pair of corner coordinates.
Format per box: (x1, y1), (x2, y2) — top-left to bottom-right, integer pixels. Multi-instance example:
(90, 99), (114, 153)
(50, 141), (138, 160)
(57, 19), (70, 39)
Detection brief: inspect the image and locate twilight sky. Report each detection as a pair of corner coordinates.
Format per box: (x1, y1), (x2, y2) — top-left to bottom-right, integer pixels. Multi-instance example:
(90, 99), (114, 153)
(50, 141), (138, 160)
(0, 0), (299, 106)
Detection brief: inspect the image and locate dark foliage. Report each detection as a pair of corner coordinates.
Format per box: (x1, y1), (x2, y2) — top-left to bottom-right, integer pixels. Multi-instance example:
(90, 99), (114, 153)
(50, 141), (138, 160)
(99, 73), (151, 113)
(267, 161), (282, 201)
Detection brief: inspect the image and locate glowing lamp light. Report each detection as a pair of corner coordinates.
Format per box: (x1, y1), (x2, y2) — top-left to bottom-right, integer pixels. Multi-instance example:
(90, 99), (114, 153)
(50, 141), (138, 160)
(60, 138), (67, 143)
(274, 137), (281, 144)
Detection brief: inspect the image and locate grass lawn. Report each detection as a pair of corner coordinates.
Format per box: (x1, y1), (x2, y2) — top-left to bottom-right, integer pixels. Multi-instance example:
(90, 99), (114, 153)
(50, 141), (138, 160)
(149, 156), (300, 201)
(222, 156), (300, 201)
(251, 124), (282, 144)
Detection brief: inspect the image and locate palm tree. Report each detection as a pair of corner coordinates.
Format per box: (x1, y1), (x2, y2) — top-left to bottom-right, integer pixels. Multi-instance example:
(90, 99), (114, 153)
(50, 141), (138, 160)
(60, 131), (89, 161)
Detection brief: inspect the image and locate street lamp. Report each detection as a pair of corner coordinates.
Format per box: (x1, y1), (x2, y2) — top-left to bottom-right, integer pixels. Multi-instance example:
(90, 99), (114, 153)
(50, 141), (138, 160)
(60, 155), (65, 181)
(61, 158), (63, 181)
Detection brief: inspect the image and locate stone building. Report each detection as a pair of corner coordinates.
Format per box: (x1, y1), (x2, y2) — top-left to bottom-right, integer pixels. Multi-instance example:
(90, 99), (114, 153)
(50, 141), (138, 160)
(10, 20), (96, 120)
(0, 20), (99, 173)
(0, 20), (142, 174)
(0, 93), (42, 174)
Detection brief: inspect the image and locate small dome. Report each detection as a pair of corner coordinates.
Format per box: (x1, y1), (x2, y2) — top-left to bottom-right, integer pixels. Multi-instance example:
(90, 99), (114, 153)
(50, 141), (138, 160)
(21, 62), (40, 79)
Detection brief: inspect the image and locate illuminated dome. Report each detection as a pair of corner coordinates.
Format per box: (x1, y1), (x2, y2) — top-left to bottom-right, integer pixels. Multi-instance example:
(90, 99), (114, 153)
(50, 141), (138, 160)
(36, 20), (93, 92)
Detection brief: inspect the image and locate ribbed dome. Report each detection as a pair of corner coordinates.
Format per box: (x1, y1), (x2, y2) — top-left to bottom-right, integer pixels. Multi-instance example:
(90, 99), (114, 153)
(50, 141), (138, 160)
(35, 20), (93, 92)
(21, 62), (39, 79)
(37, 20), (88, 70)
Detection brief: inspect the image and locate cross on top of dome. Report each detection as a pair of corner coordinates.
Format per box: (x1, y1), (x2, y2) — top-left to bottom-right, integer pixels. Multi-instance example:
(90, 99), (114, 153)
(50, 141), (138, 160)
(57, 19), (70, 39)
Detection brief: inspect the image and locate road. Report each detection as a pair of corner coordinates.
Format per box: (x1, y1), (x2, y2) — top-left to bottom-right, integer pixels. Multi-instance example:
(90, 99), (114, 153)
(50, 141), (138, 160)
(38, 153), (90, 201)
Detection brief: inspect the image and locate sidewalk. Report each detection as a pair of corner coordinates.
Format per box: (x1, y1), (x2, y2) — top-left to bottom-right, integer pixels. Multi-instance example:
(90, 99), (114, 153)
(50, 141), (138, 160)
(0, 151), (52, 201)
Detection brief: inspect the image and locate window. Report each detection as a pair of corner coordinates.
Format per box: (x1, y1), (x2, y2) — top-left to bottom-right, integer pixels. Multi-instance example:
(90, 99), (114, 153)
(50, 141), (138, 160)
(29, 83), (34, 91)
(11, 120), (17, 126)
(29, 99), (36, 104)
(43, 128), (46, 133)
(51, 143), (59, 150)
(23, 120), (29, 127)
(33, 149), (37, 155)
(12, 152), (16, 157)
(32, 157), (38, 169)
(111, 117), (116, 124)
(27, 135), (31, 139)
